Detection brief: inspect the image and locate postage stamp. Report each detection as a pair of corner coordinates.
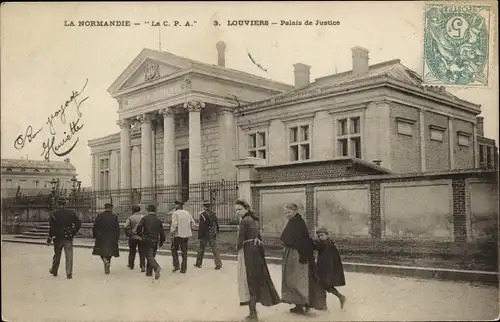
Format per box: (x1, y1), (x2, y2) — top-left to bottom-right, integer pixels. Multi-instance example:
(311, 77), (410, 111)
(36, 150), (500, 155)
(423, 3), (491, 86)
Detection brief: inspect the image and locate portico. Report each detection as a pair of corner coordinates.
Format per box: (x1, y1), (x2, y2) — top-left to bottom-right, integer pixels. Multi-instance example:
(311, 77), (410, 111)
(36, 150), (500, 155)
(99, 43), (291, 202)
(116, 100), (225, 189)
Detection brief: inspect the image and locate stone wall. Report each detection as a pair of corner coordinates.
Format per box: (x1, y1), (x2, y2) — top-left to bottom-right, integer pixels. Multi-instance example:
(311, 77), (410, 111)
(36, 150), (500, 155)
(251, 161), (498, 262)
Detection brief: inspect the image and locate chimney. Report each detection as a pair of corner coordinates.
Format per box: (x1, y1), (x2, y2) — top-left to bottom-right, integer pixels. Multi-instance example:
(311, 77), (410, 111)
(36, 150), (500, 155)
(477, 116), (484, 137)
(293, 63), (311, 89)
(351, 46), (369, 77)
(216, 41), (226, 67)
(64, 158), (70, 163)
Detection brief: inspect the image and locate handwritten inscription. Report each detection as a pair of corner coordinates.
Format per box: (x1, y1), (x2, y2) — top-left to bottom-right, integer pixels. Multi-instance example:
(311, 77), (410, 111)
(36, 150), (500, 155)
(14, 126), (43, 150)
(41, 118), (84, 160)
(13, 79), (89, 161)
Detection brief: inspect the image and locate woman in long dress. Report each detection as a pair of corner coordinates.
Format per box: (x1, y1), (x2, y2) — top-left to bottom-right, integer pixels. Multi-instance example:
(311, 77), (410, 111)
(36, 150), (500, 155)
(235, 198), (280, 321)
(280, 203), (326, 314)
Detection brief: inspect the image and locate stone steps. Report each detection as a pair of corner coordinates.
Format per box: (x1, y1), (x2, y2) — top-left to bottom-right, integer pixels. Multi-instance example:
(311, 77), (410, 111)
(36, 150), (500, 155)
(16, 224), (49, 239)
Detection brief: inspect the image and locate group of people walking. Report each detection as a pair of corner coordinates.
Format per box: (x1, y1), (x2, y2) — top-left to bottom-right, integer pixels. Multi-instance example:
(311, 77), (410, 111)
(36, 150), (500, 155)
(46, 197), (346, 321)
(47, 199), (222, 280)
(235, 200), (346, 321)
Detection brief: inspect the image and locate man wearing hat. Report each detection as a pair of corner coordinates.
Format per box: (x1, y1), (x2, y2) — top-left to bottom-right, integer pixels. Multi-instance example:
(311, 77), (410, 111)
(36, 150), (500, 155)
(47, 198), (82, 279)
(170, 200), (195, 273)
(136, 204), (165, 279)
(194, 201), (222, 269)
(92, 203), (120, 275)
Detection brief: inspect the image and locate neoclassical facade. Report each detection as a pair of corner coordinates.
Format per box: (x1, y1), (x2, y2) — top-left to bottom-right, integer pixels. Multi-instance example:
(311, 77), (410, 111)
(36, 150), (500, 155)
(88, 43), (497, 196)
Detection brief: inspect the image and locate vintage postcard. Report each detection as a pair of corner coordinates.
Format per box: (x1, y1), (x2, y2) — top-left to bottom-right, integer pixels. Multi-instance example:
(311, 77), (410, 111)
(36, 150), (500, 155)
(1, 2), (499, 322)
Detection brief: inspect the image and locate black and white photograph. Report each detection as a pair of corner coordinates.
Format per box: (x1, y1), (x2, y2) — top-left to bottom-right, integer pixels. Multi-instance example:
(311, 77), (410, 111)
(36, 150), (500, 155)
(1, 2), (499, 321)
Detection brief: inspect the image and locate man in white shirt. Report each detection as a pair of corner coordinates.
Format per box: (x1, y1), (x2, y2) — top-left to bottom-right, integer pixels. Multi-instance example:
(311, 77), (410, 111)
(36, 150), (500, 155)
(170, 200), (195, 273)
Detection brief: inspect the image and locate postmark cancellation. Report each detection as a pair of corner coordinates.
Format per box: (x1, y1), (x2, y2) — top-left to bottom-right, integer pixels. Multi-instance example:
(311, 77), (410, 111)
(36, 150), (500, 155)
(423, 3), (491, 87)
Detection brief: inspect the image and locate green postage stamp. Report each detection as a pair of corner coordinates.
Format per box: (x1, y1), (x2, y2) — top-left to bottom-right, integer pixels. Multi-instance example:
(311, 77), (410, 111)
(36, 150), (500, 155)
(423, 3), (491, 86)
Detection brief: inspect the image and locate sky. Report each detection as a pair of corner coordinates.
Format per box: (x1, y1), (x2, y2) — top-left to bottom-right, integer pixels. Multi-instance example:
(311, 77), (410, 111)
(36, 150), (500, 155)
(1, 2), (498, 187)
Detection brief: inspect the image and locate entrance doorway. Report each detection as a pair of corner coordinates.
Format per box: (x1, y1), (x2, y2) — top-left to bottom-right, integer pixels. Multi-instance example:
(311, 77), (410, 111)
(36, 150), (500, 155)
(179, 149), (189, 202)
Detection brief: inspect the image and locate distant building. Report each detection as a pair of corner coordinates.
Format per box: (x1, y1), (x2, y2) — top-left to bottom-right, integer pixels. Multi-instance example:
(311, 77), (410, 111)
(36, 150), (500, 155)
(1, 158), (78, 197)
(88, 43), (497, 196)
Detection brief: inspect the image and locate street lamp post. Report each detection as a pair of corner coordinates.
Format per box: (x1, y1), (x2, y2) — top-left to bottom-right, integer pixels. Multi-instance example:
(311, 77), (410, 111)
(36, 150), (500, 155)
(71, 176), (78, 208)
(49, 179), (58, 223)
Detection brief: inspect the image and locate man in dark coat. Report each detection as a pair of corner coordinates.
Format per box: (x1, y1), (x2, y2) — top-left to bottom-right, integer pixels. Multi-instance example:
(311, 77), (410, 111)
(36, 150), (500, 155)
(47, 198), (82, 279)
(92, 203), (120, 275)
(194, 201), (222, 269)
(136, 204), (165, 279)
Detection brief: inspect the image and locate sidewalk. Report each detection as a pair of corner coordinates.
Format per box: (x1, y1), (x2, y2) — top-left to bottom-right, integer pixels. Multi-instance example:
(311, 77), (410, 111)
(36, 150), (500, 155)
(2, 235), (498, 285)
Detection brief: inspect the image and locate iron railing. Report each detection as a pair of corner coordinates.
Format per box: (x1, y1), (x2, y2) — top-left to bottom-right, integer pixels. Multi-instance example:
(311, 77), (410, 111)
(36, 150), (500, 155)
(2, 180), (239, 225)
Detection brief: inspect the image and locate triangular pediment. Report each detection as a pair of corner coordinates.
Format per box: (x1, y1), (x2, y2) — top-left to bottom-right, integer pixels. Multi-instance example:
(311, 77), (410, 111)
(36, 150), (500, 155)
(108, 48), (192, 96)
(120, 59), (183, 90)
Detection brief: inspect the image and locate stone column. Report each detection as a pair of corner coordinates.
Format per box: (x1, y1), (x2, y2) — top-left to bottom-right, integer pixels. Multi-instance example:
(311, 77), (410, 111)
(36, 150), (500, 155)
(160, 107), (176, 186)
(419, 110), (426, 172)
(117, 119), (132, 189)
(137, 113), (153, 190)
(448, 117), (455, 170)
(218, 107), (237, 180)
(184, 100), (205, 185)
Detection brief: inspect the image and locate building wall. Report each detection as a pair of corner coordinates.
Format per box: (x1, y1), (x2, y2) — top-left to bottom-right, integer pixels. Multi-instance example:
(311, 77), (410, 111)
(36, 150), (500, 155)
(425, 111), (450, 171)
(454, 119), (475, 169)
(2, 174), (74, 190)
(365, 101), (392, 169)
(389, 103), (421, 173)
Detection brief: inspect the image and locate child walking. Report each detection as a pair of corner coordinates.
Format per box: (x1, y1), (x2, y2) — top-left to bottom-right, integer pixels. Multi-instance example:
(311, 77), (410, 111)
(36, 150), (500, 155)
(313, 226), (347, 309)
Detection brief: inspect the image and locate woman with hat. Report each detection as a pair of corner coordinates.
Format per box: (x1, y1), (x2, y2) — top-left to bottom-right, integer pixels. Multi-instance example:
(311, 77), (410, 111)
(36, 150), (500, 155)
(234, 198), (280, 321)
(194, 201), (222, 269)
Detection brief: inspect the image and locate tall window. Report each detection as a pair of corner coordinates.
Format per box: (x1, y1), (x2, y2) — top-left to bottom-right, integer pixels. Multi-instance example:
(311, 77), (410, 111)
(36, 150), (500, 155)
(33, 181), (39, 188)
(248, 131), (267, 159)
(337, 116), (362, 158)
(18, 180), (27, 189)
(6, 179), (12, 189)
(99, 158), (110, 190)
(486, 147), (493, 168)
(289, 124), (311, 161)
(479, 145), (485, 166)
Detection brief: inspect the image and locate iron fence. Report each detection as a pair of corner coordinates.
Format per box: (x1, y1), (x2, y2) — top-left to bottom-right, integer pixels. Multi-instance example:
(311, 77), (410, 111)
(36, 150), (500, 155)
(1, 180), (240, 225)
(86, 180), (239, 224)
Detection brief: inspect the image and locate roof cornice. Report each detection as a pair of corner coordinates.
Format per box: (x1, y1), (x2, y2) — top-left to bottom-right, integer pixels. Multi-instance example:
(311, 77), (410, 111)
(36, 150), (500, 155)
(237, 75), (481, 116)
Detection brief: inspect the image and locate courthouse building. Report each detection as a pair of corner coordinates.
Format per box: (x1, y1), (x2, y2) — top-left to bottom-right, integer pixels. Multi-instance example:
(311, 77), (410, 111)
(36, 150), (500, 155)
(88, 42), (497, 199)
